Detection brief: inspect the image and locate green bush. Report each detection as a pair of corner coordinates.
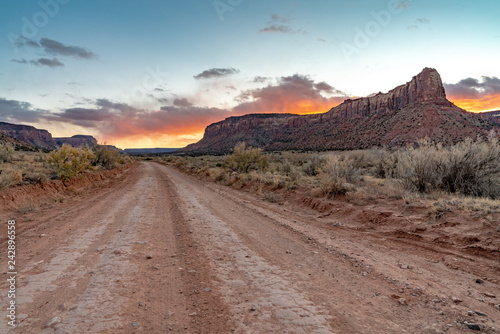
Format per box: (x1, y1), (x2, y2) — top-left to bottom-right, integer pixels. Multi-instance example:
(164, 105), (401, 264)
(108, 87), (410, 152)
(226, 142), (269, 173)
(48, 144), (95, 181)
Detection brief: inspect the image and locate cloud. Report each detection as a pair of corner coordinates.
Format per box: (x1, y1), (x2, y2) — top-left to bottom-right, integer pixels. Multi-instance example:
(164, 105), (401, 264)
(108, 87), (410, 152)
(415, 18), (431, 24)
(11, 59), (29, 64)
(0, 98), (48, 123)
(12, 35), (40, 49)
(234, 74), (347, 115)
(396, 1), (411, 9)
(317, 38), (327, 43)
(259, 14), (304, 34)
(193, 67), (240, 79)
(173, 98), (193, 107)
(12, 57), (64, 68)
(252, 76), (270, 83)
(445, 76), (500, 112)
(40, 38), (97, 59)
(31, 58), (64, 67)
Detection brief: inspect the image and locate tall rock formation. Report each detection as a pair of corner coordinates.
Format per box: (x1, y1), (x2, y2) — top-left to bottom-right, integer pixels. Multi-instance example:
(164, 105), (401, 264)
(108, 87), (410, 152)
(54, 135), (98, 148)
(183, 68), (499, 154)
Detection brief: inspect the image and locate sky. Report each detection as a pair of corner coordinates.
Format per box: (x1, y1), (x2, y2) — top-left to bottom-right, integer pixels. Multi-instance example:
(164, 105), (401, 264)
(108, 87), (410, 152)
(0, 0), (499, 149)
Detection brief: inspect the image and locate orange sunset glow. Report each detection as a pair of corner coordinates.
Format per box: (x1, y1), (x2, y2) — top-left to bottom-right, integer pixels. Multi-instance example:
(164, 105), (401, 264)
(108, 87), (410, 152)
(449, 95), (500, 113)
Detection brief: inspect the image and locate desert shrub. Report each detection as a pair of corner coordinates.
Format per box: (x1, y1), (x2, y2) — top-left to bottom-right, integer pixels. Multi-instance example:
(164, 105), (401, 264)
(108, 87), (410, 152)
(395, 138), (442, 193)
(92, 145), (122, 170)
(395, 134), (500, 198)
(0, 143), (15, 163)
(439, 134), (500, 197)
(373, 150), (398, 178)
(48, 144), (95, 181)
(226, 142), (269, 173)
(322, 154), (359, 184)
(0, 168), (22, 189)
(303, 154), (324, 176)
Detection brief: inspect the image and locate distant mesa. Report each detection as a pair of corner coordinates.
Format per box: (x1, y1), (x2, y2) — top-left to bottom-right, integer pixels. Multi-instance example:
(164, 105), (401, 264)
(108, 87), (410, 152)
(54, 135), (98, 148)
(0, 122), (109, 151)
(182, 68), (500, 154)
(123, 148), (179, 155)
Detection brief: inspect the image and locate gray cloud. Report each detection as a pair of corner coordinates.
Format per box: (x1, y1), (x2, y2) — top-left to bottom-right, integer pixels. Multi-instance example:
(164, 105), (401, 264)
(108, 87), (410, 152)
(40, 38), (97, 59)
(12, 35), (40, 49)
(0, 98), (48, 123)
(11, 59), (29, 64)
(234, 74), (347, 114)
(194, 67), (240, 80)
(31, 58), (64, 67)
(173, 98), (193, 107)
(252, 76), (270, 83)
(445, 76), (500, 99)
(12, 57), (64, 68)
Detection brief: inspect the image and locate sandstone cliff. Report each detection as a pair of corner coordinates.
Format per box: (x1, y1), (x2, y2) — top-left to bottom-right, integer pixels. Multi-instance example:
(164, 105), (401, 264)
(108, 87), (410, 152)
(54, 135), (98, 148)
(183, 68), (499, 154)
(0, 122), (57, 150)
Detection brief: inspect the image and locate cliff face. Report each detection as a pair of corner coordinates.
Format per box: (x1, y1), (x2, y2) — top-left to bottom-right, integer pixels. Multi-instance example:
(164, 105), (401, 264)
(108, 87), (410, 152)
(324, 68), (451, 120)
(0, 122), (99, 150)
(54, 135), (98, 148)
(0, 122), (57, 150)
(182, 68), (499, 154)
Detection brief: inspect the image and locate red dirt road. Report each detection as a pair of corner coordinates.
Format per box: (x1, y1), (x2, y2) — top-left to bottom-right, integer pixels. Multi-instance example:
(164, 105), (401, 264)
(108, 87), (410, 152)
(1, 162), (498, 333)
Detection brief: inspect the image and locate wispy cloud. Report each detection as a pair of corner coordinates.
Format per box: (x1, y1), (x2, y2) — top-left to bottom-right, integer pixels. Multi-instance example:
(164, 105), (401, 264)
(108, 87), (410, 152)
(259, 14), (305, 34)
(40, 38), (97, 59)
(31, 58), (64, 67)
(193, 67), (240, 79)
(12, 57), (64, 68)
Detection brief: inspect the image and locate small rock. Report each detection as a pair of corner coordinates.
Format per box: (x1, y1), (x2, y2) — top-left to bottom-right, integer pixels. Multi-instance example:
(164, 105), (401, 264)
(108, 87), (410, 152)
(204, 288), (212, 292)
(475, 311), (487, 317)
(285, 250), (292, 254)
(466, 324), (481, 331)
(146, 254), (153, 259)
(432, 299), (441, 303)
(189, 312), (197, 316)
(332, 222), (341, 227)
(400, 264), (409, 269)
(44, 316), (61, 328)
(399, 298), (407, 305)
(96, 247), (105, 252)
(475, 279), (483, 284)
(118, 229), (122, 232)
(138, 241), (148, 245)
(59, 303), (66, 311)
(452, 297), (463, 304)
(132, 322), (140, 326)
(113, 250), (122, 255)
(484, 292), (496, 298)
(40, 234), (47, 237)
(250, 307), (256, 312)
(468, 310), (475, 316)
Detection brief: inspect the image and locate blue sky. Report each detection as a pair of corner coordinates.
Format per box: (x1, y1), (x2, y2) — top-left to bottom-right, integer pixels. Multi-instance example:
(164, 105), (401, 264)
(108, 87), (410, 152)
(1, 0), (499, 148)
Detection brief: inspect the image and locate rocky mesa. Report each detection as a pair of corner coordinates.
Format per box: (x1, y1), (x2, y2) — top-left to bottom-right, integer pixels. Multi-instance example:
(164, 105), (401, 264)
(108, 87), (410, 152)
(183, 68), (499, 154)
(0, 122), (99, 150)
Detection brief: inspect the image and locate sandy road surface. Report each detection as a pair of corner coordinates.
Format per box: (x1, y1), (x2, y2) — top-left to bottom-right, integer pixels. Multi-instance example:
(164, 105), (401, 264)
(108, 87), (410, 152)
(0, 161), (498, 333)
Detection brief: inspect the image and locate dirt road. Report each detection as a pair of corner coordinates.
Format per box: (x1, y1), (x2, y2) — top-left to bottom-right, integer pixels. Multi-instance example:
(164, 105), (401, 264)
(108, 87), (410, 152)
(1, 162), (498, 333)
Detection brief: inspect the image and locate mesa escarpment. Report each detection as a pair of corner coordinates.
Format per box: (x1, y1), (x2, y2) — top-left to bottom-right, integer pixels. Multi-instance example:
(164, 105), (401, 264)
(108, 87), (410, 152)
(0, 122), (100, 150)
(0, 122), (57, 150)
(183, 68), (499, 154)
